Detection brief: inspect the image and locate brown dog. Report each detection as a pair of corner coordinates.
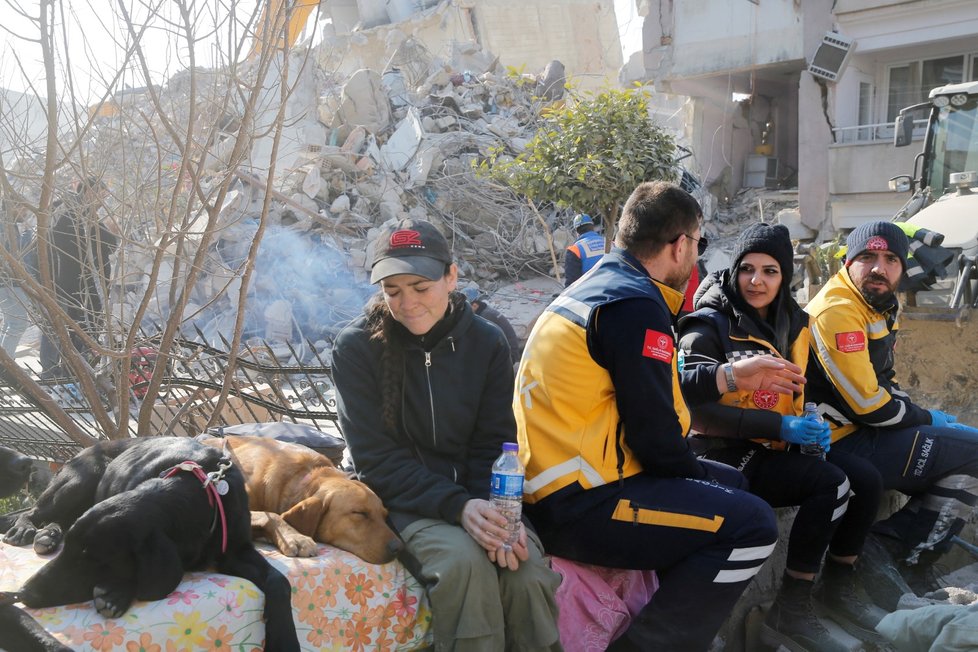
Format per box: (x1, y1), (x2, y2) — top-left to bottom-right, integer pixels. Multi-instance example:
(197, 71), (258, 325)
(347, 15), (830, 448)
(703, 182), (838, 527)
(200, 435), (402, 564)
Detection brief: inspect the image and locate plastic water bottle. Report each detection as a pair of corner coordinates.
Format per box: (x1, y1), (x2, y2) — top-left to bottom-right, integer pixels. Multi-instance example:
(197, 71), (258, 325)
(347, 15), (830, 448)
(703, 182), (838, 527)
(801, 402), (826, 460)
(489, 442), (524, 547)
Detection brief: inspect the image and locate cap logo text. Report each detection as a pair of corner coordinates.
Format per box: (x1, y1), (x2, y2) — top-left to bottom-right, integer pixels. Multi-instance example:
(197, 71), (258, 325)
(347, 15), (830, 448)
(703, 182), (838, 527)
(390, 229), (423, 248)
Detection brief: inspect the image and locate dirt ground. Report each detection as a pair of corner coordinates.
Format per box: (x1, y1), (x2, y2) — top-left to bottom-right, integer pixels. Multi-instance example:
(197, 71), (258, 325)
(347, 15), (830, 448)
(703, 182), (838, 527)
(893, 310), (978, 426)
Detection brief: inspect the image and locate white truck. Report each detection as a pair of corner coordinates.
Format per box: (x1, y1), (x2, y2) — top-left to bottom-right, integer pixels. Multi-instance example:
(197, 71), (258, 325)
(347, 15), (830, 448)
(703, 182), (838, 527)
(891, 81), (978, 309)
(885, 81), (978, 419)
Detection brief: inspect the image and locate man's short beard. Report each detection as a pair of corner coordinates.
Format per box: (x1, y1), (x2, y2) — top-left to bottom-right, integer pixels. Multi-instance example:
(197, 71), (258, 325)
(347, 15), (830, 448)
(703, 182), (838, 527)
(665, 267), (692, 293)
(859, 287), (893, 310)
(858, 276), (898, 311)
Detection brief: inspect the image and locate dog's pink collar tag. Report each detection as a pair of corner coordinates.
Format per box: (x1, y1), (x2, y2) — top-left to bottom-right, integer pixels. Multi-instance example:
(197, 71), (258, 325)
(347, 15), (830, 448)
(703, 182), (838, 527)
(160, 460), (229, 553)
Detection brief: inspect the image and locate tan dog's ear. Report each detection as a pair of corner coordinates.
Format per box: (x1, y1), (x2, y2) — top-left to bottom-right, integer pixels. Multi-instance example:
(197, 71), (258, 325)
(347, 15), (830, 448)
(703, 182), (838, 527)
(281, 495), (330, 536)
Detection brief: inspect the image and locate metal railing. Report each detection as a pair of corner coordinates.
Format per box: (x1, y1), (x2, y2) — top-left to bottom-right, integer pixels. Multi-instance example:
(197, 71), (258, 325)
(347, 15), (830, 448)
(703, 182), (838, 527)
(832, 118), (927, 145)
(0, 329), (341, 462)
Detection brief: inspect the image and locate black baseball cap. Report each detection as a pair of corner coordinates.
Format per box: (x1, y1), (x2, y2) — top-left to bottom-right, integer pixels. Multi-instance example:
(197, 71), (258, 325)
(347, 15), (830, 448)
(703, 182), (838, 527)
(370, 219), (453, 283)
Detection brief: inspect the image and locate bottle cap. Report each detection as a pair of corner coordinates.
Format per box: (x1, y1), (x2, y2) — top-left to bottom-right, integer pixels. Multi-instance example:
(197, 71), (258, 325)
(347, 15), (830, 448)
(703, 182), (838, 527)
(502, 442), (518, 452)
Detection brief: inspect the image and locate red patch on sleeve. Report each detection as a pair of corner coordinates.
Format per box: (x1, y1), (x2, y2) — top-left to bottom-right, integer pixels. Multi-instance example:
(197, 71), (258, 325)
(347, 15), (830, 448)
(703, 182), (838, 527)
(835, 331), (866, 353)
(642, 329), (674, 363)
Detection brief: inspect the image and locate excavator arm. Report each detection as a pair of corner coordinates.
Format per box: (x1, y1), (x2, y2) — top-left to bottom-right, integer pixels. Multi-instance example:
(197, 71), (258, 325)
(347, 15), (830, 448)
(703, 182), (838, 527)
(252, 0), (321, 56)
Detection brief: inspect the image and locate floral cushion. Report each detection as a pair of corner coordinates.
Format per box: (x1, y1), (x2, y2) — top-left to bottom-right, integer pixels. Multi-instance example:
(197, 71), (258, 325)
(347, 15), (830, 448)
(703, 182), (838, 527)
(0, 542), (432, 651)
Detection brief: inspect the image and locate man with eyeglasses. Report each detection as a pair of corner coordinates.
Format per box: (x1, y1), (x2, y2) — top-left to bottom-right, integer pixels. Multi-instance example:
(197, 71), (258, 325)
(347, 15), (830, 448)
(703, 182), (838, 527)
(514, 181), (807, 650)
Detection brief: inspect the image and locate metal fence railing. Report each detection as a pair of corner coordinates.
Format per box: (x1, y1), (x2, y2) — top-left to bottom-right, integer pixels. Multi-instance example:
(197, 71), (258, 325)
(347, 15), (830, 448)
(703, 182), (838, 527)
(832, 118), (927, 144)
(0, 328), (341, 462)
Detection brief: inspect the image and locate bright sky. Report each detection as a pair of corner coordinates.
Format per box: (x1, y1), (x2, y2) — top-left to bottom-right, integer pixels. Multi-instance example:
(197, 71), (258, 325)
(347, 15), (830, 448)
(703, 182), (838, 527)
(0, 0), (260, 105)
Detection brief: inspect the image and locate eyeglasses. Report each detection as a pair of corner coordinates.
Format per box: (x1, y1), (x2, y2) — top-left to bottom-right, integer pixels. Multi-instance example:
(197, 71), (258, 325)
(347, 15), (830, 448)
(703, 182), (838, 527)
(670, 232), (708, 256)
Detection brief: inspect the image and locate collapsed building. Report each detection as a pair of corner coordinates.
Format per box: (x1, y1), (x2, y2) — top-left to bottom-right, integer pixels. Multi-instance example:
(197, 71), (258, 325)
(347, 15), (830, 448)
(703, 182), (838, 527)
(0, 0), (766, 452)
(91, 45), (588, 365)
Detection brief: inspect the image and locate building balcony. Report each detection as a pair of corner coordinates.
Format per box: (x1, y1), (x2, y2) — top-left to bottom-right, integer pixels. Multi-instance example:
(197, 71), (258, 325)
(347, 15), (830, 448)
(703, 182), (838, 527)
(828, 120), (925, 195)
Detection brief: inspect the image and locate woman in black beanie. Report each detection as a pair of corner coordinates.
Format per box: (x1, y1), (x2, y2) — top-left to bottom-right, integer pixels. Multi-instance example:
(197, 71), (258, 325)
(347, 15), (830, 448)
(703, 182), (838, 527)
(679, 223), (886, 651)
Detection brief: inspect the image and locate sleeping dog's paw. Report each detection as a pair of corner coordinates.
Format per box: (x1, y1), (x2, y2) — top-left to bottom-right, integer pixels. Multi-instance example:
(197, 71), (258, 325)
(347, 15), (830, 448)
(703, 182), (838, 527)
(2, 518), (37, 546)
(281, 531), (319, 557)
(289, 534), (319, 557)
(93, 584), (133, 619)
(32, 524), (63, 555)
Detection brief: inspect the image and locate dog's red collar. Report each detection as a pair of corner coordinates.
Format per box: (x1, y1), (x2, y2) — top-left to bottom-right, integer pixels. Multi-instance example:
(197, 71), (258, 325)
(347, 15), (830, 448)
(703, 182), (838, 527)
(159, 460), (230, 553)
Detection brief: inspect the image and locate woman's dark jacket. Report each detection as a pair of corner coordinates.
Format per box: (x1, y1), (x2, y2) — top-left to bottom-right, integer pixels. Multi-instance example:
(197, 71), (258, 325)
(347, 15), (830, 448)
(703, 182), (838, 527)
(678, 270), (809, 443)
(332, 298), (516, 532)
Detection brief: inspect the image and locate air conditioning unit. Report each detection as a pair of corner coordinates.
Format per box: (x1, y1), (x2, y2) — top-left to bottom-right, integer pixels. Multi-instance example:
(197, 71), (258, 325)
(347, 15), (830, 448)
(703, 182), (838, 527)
(744, 155), (779, 189)
(808, 32), (854, 83)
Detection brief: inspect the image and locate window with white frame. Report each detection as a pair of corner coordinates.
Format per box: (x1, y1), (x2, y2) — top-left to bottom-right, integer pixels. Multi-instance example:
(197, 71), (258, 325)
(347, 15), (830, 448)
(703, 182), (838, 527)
(857, 81), (873, 141)
(886, 53), (978, 122)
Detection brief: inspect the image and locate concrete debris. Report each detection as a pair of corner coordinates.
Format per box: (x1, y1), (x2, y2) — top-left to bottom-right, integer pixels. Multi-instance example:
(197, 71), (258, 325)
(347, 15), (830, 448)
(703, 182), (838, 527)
(66, 34), (727, 362)
(335, 69), (392, 134)
(380, 107), (424, 171)
(700, 187), (801, 275)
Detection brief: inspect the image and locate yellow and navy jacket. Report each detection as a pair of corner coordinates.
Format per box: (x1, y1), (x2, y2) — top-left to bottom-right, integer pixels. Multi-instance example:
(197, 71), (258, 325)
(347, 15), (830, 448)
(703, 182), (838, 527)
(678, 270), (809, 447)
(515, 249), (710, 505)
(804, 268), (931, 440)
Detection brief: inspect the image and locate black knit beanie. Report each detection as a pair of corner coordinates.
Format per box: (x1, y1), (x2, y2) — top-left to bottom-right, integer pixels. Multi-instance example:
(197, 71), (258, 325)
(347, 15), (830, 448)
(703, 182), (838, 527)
(728, 223), (795, 286)
(845, 221), (909, 271)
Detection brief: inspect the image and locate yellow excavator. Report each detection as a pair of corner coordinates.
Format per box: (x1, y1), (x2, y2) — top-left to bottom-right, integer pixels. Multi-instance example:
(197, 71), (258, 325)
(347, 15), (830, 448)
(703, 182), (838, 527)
(251, 0), (322, 56)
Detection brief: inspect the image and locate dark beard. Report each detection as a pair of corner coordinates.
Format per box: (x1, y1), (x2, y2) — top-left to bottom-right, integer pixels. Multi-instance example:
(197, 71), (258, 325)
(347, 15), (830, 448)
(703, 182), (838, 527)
(859, 275), (897, 312)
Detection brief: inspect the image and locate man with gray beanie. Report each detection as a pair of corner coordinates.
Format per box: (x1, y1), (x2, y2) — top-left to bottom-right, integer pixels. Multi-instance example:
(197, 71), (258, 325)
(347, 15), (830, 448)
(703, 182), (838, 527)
(805, 220), (978, 611)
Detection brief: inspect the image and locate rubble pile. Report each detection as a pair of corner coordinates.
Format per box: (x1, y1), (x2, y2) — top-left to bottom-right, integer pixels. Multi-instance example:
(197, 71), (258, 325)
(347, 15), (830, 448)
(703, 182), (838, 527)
(699, 187), (802, 273)
(86, 41), (582, 359)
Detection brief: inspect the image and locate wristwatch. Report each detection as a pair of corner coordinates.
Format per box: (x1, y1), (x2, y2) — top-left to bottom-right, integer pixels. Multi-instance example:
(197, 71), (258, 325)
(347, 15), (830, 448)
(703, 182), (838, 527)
(722, 363), (737, 393)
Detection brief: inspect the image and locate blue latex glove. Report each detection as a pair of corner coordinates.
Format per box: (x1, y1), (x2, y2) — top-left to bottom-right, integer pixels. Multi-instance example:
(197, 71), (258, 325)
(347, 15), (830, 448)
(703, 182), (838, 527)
(779, 416), (822, 445)
(928, 409), (958, 427)
(816, 422), (832, 454)
(946, 422), (978, 435)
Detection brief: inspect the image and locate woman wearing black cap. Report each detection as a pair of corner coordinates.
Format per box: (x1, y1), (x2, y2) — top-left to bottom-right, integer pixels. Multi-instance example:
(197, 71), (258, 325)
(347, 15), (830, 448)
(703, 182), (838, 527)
(332, 219), (561, 651)
(678, 223), (886, 652)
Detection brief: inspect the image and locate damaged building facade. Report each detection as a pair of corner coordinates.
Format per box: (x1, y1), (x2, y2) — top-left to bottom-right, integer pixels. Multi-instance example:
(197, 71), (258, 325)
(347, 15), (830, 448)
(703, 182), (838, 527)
(84, 0), (648, 357)
(0, 0), (663, 451)
(632, 0), (978, 236)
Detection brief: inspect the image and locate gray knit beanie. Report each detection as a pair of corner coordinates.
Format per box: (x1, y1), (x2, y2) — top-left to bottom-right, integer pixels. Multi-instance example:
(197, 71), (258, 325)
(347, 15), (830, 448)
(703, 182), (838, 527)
(845, 221), (909, 271)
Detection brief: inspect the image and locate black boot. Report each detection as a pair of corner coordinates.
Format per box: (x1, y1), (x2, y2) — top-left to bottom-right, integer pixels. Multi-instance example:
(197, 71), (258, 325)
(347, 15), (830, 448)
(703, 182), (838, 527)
(901, 546), (948, 596)
(856, 533), (916, 612)
(761, 573), (850, 652)
(815, 558), (890, 644)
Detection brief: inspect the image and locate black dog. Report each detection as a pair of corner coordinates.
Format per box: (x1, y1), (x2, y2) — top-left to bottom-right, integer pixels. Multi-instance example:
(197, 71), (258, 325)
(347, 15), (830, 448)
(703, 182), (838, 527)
(0, 446), (69, 652)
(1, 437), (299, 651)
(0, 445), (33, 497)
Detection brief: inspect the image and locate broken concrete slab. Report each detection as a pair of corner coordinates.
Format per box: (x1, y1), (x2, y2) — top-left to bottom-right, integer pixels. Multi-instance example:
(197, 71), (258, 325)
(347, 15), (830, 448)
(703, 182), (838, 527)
(380, 106), (424, 171)
(336, 68), (392, 133)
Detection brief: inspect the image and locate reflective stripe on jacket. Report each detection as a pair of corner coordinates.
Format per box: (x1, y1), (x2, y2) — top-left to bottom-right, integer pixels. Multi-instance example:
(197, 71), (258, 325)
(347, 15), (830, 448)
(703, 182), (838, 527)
(804, 268), (931, 440)
(514, 251), (689, 503)
(567, 231), (605, 274)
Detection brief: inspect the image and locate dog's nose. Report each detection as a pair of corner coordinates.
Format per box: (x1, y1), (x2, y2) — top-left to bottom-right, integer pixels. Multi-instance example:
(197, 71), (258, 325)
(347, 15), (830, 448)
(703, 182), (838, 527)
(387, 538), (404, 557)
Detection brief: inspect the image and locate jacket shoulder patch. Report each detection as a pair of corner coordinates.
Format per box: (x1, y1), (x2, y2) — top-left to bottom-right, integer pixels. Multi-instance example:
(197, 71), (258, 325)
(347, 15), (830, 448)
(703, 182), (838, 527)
(643, 329), (674, 362)
(835, 330), (866, 353)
